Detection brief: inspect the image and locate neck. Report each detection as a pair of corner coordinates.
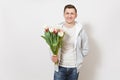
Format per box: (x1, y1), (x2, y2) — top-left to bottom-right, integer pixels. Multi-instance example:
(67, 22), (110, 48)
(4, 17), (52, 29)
(65, 21), (75, 28)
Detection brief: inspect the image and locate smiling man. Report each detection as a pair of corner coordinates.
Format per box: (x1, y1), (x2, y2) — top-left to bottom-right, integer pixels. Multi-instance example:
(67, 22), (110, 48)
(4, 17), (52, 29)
(51, 4), (89, 80)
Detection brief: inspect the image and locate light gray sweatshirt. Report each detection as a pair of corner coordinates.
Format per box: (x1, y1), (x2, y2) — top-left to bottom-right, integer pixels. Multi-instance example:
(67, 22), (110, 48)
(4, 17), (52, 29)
(51, 21), (89, 73)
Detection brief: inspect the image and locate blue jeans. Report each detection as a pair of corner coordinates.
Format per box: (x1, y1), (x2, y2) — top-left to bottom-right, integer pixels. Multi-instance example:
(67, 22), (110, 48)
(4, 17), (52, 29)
(54, 66), (79, 80)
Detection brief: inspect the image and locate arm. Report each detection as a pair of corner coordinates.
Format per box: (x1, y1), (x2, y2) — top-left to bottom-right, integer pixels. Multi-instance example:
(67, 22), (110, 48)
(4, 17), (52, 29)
(81, 29), (89, 57)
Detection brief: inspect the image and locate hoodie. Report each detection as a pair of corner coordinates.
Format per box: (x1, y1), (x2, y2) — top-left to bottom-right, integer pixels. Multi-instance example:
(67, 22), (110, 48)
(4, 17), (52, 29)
(51, 21), (89, 73)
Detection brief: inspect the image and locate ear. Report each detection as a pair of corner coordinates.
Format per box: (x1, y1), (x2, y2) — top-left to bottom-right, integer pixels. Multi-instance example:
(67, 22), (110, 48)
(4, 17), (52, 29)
(75, 13), (77, 18)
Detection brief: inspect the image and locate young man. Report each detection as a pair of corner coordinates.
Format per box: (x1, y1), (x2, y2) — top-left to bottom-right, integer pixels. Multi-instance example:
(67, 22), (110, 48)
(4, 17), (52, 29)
(51, 4), (89, 80)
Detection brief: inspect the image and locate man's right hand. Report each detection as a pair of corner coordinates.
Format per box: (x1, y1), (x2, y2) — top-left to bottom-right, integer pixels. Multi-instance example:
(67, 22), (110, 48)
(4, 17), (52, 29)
(51, 55), (58, 63)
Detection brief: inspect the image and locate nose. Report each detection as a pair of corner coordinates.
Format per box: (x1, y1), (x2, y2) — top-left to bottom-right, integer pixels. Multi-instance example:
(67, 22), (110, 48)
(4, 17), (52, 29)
(68, 14), (72, 18)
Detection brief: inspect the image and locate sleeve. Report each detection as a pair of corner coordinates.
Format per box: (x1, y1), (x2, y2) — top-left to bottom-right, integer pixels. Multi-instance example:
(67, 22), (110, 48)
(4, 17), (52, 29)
(48, 47), (53, 56)
(81, 29), (89, 57)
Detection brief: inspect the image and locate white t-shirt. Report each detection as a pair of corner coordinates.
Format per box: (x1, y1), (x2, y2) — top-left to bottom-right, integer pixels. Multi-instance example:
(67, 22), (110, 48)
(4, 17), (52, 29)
(60, 25), (77, 67)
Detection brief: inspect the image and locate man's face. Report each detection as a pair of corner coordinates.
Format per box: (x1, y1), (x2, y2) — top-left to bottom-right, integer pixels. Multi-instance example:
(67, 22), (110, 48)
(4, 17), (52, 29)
(64, 8), (77, 24)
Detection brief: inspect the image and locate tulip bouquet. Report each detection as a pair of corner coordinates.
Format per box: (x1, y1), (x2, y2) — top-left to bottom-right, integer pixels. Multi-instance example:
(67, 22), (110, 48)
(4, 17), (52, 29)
(41, 26), (65, 56)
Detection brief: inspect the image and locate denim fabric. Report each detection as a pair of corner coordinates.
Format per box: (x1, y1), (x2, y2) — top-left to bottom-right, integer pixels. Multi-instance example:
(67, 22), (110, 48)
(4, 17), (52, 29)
(54, 66), (79, 80)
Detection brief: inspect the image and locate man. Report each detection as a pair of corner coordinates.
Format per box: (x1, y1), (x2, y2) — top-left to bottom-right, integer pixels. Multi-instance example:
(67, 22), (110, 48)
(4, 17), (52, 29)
(51, 4), (89, 80)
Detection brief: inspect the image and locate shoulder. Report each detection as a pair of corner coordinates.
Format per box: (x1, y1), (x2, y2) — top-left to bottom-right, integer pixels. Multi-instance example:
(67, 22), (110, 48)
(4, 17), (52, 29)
(75, 21), (83, 28)
(54, 22), (65, 28)
(57, 22), (64, 26)
(75, 21), (84, 33)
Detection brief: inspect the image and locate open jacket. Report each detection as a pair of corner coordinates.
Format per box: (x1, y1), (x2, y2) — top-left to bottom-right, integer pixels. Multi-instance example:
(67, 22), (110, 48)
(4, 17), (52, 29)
(50, 21), (89, 73)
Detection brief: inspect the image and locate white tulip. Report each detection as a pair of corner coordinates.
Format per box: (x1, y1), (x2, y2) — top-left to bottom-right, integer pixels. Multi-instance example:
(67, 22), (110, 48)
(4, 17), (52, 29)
(49, 27), (54, 32)
(58, 31), (64, 37)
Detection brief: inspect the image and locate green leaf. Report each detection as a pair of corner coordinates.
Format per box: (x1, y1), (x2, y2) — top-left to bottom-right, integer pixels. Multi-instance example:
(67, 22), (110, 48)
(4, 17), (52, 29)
(41, 30), (65, 56)
(41, 36), (46, 40)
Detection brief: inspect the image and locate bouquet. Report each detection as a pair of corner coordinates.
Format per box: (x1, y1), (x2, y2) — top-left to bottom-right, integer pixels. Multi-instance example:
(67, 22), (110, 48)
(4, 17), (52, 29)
(41, 26), (65, 59)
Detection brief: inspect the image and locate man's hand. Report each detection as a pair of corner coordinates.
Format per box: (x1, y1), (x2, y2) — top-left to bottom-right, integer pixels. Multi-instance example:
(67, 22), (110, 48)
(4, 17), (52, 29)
(51, 55), (58, 63)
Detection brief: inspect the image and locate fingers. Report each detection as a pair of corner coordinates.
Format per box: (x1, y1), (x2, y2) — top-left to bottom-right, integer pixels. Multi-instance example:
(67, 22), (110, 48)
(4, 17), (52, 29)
(51, 55), (58, 63)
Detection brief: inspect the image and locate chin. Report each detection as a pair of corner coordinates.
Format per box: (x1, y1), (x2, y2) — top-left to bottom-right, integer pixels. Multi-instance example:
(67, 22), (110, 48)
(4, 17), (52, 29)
(66, 20), (74, 23)
(67, 21), (74, 24)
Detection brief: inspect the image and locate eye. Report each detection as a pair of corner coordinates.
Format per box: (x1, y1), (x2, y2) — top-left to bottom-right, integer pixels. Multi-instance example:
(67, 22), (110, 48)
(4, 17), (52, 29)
(71, 13), (74, 15)
(65, 12), (69, 14)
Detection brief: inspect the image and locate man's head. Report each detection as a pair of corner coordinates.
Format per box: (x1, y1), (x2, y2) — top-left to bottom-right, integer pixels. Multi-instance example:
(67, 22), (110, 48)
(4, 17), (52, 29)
(63, 4), (77, 24)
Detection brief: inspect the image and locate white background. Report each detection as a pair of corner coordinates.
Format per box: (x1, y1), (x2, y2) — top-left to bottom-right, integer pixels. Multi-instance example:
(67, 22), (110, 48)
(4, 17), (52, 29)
(0, 0), (120, 80)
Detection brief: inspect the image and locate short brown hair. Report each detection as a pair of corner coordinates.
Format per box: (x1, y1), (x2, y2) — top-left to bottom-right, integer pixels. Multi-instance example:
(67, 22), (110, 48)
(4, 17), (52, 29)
(64, 4), (77, 13)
